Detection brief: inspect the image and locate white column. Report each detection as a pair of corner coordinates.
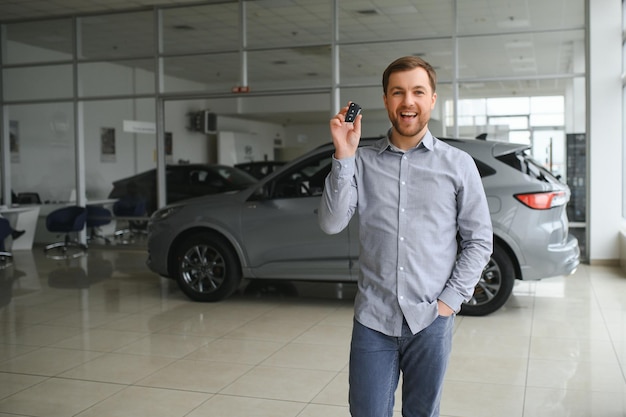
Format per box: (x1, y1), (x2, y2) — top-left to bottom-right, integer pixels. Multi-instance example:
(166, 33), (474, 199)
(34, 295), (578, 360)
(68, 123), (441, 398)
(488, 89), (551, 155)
(588, 0), (623, 263)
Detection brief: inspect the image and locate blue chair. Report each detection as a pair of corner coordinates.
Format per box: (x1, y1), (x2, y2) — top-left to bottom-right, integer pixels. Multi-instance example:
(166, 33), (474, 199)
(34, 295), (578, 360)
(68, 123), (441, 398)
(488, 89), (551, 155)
(44, 206), (88, 259)
(0, 217), (14, 266)
(113, 196), (147, 243)
(86, 205), (112, 244)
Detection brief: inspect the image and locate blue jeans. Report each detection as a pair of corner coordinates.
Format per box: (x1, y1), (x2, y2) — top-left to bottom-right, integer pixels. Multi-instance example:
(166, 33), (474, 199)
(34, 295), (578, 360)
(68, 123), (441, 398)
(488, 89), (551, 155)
(348, 315), (454, 417)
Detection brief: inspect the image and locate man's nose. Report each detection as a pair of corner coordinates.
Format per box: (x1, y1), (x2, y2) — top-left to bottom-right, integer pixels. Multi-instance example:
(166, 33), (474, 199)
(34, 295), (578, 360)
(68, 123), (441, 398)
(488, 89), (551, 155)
(402, 93), (414, 105)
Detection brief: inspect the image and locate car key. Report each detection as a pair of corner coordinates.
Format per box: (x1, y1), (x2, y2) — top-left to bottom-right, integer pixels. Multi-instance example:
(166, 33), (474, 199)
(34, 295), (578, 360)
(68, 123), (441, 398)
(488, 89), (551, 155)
(345, 102), (361, 123)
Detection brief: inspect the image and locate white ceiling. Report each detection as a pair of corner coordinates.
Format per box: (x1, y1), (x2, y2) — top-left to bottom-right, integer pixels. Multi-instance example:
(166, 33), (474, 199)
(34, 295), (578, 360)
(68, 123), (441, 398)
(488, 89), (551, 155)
(0, 0), (585, 125)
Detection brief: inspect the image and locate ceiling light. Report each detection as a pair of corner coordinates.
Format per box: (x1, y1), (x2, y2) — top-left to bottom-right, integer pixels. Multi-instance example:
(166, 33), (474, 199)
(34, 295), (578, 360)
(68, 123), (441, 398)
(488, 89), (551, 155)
(510, 56), (535, 64)
(463, 83), (485, 89)
(173, 25), (195, 31)
(356, 9), (379, 15)
(506, 40), (533, 49)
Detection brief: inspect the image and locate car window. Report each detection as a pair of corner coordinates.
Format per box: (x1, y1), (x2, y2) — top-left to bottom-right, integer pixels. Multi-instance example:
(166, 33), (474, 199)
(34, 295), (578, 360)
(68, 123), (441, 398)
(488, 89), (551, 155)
(268, 152), (333, 199)
(473, 158), (496, 178)
(199, 169), (225, 186)
(214, 166), (258, 187)
(189, 170), (208, 184)
(497, 151), (562, 184)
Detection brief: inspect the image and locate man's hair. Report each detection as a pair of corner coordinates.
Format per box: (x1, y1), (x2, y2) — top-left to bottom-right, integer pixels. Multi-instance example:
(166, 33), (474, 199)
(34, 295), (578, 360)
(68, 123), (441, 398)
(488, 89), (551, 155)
(382, 56), (437, 94)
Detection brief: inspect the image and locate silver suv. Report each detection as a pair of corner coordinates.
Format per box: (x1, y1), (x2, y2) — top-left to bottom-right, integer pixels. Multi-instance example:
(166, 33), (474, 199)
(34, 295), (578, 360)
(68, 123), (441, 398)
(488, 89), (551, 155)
(146, 137), (580, 316)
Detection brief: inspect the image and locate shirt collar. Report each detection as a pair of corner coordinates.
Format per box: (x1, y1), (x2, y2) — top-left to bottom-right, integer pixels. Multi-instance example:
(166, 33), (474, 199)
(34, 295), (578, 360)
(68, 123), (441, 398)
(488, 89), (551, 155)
(377, 129), (434, 154)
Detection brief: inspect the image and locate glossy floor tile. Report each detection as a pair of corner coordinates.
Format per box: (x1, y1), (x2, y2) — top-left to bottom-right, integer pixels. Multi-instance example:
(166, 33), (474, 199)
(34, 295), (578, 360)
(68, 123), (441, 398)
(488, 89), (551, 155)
(0, 247), (625, 416)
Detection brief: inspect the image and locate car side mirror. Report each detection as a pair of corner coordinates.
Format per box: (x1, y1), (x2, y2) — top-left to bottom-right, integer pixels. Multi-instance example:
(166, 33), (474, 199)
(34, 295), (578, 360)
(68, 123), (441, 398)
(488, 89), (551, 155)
(250, 184), (270, 201)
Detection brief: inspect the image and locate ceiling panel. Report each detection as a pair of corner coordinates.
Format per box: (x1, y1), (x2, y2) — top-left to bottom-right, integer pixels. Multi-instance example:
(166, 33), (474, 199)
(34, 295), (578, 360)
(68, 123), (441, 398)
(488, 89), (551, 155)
(0, 0), (585, 125)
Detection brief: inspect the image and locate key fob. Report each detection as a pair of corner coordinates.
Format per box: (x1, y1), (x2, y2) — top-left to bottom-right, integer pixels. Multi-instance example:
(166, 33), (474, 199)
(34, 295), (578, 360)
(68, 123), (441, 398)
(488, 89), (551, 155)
(345, 102), (361, 123)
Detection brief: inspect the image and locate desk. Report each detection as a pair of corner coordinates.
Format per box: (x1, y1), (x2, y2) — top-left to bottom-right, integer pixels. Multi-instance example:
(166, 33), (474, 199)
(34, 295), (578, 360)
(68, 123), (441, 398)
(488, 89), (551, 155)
(0, 205), (41, 250)
(86, 199), (118, 206)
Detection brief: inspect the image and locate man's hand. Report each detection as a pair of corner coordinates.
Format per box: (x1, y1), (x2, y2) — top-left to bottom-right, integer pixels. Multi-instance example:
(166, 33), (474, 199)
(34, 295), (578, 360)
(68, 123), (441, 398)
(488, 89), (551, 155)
(330, 102), (362, 159)
(437, 300), (455, 317)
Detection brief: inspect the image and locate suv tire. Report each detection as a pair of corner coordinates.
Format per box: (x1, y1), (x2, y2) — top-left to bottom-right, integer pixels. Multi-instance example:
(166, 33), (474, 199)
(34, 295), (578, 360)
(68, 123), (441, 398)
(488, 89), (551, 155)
(460, 242), (515, 316)
(174, 232), (241, 302)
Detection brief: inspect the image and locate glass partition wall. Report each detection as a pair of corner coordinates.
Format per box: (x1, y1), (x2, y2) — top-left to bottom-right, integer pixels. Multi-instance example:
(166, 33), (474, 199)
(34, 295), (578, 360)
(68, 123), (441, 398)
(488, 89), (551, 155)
(0, 0), (587, 249)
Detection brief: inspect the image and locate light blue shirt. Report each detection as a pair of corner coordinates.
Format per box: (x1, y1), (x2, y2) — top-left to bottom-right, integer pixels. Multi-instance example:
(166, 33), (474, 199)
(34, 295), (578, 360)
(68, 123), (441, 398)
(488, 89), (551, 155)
(318, 132), (493, 336)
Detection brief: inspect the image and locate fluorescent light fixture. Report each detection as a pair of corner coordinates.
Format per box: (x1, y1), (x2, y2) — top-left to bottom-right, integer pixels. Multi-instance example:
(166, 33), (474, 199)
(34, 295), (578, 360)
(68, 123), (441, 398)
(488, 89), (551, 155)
(505, 40), (533, 49)
(497, 17), (530, 29)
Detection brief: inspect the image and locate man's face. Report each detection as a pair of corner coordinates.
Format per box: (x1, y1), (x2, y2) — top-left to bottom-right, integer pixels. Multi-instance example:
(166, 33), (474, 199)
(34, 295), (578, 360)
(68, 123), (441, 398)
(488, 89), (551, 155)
(383, 67), (437, 139)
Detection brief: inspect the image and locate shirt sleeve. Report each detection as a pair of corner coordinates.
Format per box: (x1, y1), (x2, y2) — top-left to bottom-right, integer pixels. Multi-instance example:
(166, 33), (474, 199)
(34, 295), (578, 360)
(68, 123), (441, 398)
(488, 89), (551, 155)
(439, 153), (494, 312)
(318, 154), (358, 235)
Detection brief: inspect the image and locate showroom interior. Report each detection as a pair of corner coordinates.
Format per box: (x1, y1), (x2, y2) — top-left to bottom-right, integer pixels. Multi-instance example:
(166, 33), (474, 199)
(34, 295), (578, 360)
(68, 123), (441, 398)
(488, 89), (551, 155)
(0, 0), (624, 416)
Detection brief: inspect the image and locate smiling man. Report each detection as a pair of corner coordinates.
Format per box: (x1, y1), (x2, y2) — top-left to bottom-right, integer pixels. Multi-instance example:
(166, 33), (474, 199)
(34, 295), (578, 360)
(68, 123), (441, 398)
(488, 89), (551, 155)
(318, 56), (493, 417)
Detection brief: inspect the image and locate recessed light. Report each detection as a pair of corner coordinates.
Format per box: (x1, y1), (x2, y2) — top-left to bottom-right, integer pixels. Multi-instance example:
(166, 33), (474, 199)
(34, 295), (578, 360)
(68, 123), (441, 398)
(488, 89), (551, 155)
(173, 25), (195, 31)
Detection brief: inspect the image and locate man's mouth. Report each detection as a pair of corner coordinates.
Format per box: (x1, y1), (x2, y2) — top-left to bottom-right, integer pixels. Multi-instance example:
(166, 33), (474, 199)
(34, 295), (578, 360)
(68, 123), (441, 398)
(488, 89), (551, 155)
(400, 111), (417, 118)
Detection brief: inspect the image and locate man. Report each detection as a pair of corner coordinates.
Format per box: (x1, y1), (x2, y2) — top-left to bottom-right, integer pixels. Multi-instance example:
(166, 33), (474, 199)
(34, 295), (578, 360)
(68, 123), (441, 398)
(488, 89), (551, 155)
(318, 56), (493, 417)
(0, 216), (24, 253)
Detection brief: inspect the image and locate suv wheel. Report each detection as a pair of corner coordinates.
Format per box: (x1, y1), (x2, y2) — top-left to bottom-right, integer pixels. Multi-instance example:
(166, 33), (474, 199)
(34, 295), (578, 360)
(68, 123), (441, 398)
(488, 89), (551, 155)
(174, 232), (241, 302)
(460, 243), (515, 316)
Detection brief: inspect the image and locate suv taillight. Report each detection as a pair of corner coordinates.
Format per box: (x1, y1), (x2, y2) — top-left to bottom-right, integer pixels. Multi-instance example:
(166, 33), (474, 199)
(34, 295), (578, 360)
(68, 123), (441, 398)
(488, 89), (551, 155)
(514, 191), (567, 210)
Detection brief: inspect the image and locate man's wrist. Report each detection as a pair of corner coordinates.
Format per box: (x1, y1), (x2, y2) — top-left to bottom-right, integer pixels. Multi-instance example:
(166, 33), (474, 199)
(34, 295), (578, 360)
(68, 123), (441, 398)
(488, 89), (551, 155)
(334, 149), (356, 159)
(437, 299), (455, 316)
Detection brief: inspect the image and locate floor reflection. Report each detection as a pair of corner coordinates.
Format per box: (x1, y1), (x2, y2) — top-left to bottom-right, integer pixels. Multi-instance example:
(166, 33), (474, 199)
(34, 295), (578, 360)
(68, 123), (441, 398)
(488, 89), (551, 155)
(0, 247), (624, 417)
(4, 246), (357, 308)
(0, 265), (26, 309)
(47, 255), (113, 290)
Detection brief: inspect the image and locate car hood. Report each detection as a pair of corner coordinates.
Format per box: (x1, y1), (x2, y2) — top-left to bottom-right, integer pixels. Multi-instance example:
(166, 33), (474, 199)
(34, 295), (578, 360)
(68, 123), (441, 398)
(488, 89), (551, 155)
(157, 187), (258, 214)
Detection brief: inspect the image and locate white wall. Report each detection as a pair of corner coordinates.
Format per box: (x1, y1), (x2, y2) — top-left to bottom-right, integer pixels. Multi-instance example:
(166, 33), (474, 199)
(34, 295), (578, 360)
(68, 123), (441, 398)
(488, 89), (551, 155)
(589, 0), (623, 263)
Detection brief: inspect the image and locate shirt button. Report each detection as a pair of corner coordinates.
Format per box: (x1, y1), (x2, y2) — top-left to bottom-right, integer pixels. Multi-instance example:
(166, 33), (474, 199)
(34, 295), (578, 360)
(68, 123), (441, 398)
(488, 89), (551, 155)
(400, 296), (404, 300)
(401, 181), (406, 185)
(400, 237), (404, 241)
(399, 267), (404, 271)
(401, 208), (405, 212)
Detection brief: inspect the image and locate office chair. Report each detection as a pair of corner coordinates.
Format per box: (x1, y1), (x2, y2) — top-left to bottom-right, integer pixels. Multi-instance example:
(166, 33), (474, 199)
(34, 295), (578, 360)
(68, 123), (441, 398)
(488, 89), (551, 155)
(0, 218), (14, 266)
(86, 205), (112, 244)
(112, 196), (148, 243)
(44, 206), (88, 259)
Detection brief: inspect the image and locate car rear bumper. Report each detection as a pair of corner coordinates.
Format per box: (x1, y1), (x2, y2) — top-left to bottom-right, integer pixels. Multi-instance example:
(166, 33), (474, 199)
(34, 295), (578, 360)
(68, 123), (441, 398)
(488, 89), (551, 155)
(519, 233), (580, 281)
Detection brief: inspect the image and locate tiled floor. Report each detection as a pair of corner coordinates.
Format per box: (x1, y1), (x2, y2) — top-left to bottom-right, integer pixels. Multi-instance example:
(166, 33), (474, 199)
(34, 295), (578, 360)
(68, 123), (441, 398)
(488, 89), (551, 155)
(0, 247), (625, 417)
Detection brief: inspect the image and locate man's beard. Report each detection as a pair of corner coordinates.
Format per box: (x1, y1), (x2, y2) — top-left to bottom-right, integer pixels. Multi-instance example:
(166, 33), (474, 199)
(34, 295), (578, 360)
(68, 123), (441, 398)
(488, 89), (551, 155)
(390, 117), (427, 138)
